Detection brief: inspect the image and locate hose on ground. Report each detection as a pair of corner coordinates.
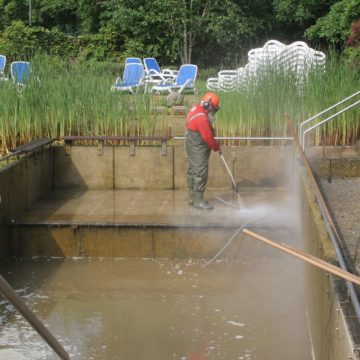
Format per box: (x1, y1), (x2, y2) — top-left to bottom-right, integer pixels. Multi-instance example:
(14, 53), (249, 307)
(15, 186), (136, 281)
(203, 215), (265, 268)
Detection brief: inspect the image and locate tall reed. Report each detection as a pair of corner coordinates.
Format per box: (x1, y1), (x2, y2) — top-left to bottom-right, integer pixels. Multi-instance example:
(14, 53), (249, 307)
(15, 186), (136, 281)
(0, 53), (358, 152)
(0, 54), (157, 151)
(214, 54), (359, 146)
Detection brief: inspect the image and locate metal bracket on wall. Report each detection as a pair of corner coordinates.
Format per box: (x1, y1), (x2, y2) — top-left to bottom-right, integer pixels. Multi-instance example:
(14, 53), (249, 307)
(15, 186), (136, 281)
(64, 141), (71, 155)
(32, 150), (38, 165)
(161, 140), (167, 156)
(97, 141), (104, 156)
(328, 159), (332, 183)
(129, 140), (136, 156)
(231, 149), (236, 162)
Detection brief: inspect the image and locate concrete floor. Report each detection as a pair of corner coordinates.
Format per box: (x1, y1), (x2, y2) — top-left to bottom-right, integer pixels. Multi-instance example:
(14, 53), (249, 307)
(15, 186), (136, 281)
(17, 187), (299, 229)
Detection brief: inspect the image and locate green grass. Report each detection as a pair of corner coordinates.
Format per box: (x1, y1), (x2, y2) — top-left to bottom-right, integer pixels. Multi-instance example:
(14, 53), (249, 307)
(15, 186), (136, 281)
(0, 53), (359, 152)
(213, 57), (360, 145)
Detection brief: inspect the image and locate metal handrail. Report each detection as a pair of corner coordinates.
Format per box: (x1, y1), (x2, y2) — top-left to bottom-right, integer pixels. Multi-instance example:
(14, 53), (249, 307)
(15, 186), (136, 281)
(0, 150), (22, 162)
(302, 99), (360, 149)
(173, 136), (293, 140)
(286, 114), (360, 323)
(0, 138), (55, 163)
(299, 90), (360, 148)
(1, 136), (293, 164)
(63, 135), (171, 141)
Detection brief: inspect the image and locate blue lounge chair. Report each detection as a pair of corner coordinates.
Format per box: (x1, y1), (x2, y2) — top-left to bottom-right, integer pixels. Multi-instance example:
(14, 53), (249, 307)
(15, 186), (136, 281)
(0, 55), (7, 80)
(143, 57), (177, 83)
(11, 61), (31, 87)
(111, 62), (145, 93)
(125, 57), (142, 64)
(151, 64), (198, 94)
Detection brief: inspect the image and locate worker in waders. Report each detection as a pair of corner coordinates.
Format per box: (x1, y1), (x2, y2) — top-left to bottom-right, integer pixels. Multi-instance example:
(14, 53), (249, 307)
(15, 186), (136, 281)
(185, 92), (221, 210)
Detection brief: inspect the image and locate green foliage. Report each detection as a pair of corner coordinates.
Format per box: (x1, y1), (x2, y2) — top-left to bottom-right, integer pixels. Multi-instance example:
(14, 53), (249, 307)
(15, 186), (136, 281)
(101, 0), (181, 63)
(273, 0), (336, 23)
(100, 0), (275, 66)
(78, 28), (123, 62)
(271, 0), (338, 41)
(305, 0), (360, 46)
(0, 21), (77, 60)
(35, 0), (79, 34)
(343, 47), (360, 71)
(0, 20), (37, 59)
(77, 0), (101, 33)
(0, 0), (28, 29)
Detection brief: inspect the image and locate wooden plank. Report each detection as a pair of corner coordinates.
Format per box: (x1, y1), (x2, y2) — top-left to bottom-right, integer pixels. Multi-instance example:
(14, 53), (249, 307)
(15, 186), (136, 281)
(243, 228), (360, 286)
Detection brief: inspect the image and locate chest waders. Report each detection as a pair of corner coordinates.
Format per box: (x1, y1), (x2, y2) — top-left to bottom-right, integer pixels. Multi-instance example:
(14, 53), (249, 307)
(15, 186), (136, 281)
(185, 129), (213, 209)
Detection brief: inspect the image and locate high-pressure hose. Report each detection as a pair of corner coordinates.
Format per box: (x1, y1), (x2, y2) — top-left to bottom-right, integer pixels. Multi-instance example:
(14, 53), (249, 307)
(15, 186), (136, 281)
(203, 215), (265, 267)
(218, 151), (245, 208)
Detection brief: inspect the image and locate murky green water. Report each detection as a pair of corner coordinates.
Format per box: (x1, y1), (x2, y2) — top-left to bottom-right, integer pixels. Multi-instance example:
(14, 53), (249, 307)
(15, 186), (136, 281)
(0, 230), (311, 360)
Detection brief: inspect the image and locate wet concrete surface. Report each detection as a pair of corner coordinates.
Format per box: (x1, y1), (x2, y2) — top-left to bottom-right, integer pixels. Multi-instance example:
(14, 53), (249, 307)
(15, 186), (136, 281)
(16, 188), (299, 229)
(0, 249), (311, 360)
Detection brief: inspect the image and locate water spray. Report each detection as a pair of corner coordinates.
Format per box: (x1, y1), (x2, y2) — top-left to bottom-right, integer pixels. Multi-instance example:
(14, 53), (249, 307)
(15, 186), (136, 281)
(218, 151), (245, 208)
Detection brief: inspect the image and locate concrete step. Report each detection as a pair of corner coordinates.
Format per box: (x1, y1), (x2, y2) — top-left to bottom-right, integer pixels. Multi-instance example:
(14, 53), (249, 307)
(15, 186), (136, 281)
(9, 188), (296, 258)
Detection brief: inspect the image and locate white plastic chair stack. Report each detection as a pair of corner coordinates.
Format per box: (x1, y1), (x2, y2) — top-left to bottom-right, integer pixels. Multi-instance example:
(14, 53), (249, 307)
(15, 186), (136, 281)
(278, 41), (326, 85)
(206, 77), (219, 91)
(206, 40), (325, 92)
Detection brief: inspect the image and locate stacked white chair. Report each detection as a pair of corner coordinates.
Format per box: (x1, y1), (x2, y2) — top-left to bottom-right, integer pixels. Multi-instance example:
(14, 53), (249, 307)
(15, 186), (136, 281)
(206, 40), (326, 92)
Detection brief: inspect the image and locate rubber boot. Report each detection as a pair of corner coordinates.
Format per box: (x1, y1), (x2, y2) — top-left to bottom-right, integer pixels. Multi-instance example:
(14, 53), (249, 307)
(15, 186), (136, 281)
(193, 192), (213, 210)
(188, 189), (194, 206)
(187, 175), (194, 206)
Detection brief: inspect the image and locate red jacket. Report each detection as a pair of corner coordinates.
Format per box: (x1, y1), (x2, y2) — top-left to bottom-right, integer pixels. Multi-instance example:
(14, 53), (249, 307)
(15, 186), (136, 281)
(186, 104), (219, 151)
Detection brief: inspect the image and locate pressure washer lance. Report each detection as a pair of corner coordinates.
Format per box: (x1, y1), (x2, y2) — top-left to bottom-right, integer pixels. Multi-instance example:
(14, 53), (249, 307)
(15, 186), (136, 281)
(218, 151), (245, 208)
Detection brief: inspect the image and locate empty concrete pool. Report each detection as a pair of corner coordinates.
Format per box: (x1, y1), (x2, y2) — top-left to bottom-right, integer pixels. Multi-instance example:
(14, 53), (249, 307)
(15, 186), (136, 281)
(0, 139), (358, 359)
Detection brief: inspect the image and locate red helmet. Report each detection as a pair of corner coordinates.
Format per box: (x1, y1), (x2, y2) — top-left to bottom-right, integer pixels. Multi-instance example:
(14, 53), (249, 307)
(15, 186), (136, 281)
(201, 92), (220, 111)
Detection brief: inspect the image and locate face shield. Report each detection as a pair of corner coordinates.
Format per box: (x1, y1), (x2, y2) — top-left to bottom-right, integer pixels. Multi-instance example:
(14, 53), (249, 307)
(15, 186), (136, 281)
(208, 104), (220, 126)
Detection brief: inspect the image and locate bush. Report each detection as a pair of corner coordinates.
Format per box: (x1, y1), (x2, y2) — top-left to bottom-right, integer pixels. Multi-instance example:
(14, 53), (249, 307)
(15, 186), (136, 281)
(344, 20), (360, 72)
(77, 28), (123, 62)
(0, 21), (77, 61)
(344, 47), (360, 71)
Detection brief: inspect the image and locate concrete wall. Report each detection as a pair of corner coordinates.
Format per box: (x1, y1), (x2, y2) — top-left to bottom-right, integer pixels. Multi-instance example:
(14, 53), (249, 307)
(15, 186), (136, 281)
(0, 143), (295, 258)
(310, 158), (360, 179)
(307, 146), (360, 180)
(301, 173), (359, 360)
(54, 144), (295, 190)
(0, 149), (53, 259)
(11, 225), (237, 258)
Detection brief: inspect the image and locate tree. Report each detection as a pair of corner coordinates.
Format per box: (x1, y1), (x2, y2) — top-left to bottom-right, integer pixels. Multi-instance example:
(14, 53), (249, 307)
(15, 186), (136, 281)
(101, 0), (272, 65)
(272, 0), (337, 41)
(77, 0), (101, 33)
(34, 0), (79, 34)
(305, 0), (360, 47)
(0, 0), (28, 29)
